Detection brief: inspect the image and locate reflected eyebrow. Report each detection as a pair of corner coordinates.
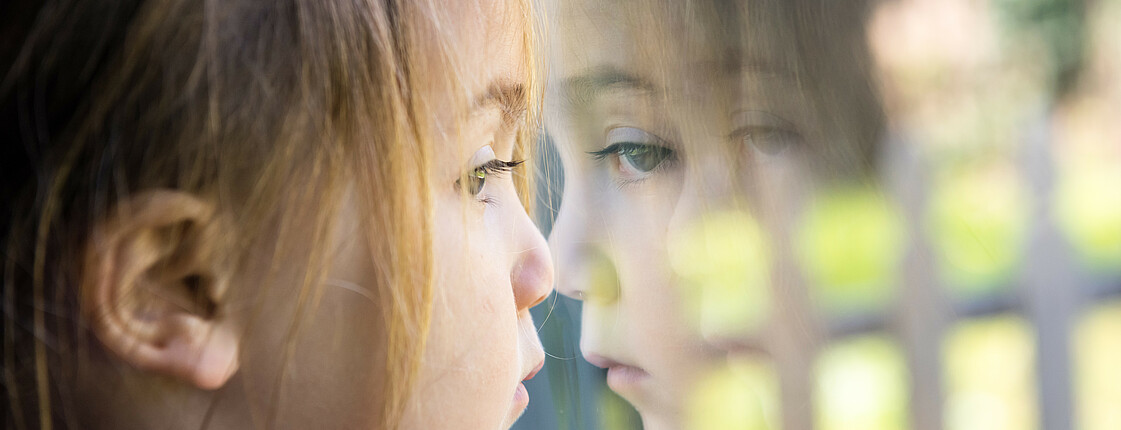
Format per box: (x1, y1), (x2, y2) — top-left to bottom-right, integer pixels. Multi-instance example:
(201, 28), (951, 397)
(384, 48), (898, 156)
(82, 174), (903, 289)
(474, 82), (527, 125)
(726, 54), (795, 79)
(560, 66), (656, 106)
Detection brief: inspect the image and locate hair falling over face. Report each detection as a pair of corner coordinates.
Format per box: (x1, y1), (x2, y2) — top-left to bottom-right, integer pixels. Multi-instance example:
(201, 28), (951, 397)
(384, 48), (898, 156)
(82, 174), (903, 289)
(1, 0), (543, 429)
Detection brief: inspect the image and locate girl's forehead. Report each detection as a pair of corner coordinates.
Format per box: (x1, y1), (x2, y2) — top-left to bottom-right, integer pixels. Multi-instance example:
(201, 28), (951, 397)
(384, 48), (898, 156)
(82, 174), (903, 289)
(427, 0), (528, 166)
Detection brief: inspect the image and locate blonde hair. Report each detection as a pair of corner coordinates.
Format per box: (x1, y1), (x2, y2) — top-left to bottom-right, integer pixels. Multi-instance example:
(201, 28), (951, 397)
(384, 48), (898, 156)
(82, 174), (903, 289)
(0, 0), (540, 429)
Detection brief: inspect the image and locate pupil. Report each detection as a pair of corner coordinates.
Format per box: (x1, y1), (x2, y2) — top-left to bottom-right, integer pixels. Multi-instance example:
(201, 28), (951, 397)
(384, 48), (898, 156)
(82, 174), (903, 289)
(622, 145), (665, 172)
(468, 169), (486, 195)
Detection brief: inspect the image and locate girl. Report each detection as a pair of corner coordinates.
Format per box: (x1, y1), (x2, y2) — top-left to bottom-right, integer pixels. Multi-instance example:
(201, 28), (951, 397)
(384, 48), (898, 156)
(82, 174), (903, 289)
(1, 0), (552, 429)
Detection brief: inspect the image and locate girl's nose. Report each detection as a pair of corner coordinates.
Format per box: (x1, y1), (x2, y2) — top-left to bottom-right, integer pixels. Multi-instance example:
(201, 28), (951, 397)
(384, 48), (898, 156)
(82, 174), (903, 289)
(512, 212), (555, 312)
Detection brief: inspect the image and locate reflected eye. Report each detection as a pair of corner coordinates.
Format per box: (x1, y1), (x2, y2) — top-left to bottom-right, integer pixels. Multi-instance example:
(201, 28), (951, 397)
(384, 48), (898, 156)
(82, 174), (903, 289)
(729, 111), (804, 158)
(617, 143), (673, 172)
(734, 127), (803, 156)
(589, 127), (676, 180)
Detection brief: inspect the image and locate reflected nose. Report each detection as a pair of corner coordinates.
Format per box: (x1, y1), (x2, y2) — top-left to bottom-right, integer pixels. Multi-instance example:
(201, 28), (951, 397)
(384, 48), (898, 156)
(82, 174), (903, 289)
(548, 182), (622, 304)
(512, 209), (554, 312)
(548, 184), (588, 301)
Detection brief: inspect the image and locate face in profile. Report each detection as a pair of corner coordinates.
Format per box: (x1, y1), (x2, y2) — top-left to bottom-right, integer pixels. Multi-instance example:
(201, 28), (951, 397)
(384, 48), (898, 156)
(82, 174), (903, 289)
(296, 1), (555, 428)
(153, 1), (553, 429)
(545, 1), (841, 428)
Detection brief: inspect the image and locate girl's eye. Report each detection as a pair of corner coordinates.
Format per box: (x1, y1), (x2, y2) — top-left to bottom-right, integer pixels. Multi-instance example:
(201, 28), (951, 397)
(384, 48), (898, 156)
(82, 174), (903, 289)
(618, 144), (673, 172)
(456, 159), (524, 198)
(588, 127), (676, 180)
(463, 168), (488, 196)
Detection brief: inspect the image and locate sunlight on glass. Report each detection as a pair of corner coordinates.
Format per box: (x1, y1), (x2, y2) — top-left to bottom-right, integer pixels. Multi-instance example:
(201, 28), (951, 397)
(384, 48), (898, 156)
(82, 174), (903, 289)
(815, 335), (909, 430)
(929, 164), (1030, 296)
(1075, 301), (1121, 430)
(797, 186), (905, 313)
(668, 210), (771, 339)
(944, 315), (1038, 430)
(687, 356), (778, 430)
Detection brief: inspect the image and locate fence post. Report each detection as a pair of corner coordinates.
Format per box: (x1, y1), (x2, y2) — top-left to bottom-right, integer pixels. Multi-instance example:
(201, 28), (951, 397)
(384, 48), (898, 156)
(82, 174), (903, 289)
(1020, 108), (1079, 430)
(886, 135), (947, 430)
(759, 156), (820, 430)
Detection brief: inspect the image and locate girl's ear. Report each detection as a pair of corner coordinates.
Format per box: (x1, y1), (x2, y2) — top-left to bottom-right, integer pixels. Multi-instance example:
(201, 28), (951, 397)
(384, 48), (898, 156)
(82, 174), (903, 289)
(82, 190), (240, 390)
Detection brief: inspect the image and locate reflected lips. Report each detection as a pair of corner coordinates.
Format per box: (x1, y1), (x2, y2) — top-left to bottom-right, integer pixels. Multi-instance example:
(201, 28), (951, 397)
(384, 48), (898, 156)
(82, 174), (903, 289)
(605, 364), (649, 391)
(584, 353), (649, 393)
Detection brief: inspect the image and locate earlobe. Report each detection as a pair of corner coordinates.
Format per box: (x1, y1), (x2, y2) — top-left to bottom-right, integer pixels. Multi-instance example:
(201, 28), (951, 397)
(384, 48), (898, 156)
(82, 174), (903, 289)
(83, 190), (240, 390)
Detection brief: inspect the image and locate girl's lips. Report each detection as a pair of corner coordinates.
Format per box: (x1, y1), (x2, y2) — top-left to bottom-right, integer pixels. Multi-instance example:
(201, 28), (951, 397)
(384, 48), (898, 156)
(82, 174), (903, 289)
(523, 360), (544, 381)
(511, 360), (543, 418)
(513, 381), (529, 409)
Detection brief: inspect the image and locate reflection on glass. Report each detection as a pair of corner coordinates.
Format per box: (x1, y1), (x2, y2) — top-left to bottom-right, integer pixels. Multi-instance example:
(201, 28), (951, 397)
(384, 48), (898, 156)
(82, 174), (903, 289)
(669, 210), (771, 339)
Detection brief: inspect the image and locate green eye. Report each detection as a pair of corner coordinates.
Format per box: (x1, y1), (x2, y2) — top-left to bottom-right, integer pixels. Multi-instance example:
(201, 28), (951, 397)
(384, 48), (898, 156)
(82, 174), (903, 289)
(588, 127), (676, 176)
(463, 168), (487, 196)
(455, 159), (523, 198)
(619, 144), (673, 172)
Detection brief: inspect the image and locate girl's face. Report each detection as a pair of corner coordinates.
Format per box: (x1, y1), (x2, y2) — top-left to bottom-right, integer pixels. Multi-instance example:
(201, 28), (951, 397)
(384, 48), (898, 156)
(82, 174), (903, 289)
(546, 2), (815, 428)
(385, 1), (555, 428)
(239, 1), (552, 429)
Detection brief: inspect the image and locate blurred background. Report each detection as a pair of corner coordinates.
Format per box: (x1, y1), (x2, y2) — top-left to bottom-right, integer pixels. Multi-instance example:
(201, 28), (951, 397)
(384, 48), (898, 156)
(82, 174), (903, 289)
(516, 0), (1121, 428)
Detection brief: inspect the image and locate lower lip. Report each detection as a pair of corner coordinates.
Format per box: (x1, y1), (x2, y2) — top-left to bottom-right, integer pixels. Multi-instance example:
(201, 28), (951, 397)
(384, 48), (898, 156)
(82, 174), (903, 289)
(513, 382), (530, 410)
(606, 365), (649, 393)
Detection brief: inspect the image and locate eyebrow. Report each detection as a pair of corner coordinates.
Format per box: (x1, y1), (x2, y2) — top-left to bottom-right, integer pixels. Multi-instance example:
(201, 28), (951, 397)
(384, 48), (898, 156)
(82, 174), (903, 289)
(724, 53), (795, 80)
(558, 56), (791, 109)
(473, 81), (527, 125)
(560, 66), (656, 107)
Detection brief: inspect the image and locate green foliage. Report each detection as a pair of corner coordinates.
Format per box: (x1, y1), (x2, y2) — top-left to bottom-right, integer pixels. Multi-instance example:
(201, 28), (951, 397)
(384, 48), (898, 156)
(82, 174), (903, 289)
(687, 358), (778, 430)
(1056, 167), (1121, 274)
(669, 210), (772, 338)
(928, 166), (1029, 296)
(797, 185), (905, 313)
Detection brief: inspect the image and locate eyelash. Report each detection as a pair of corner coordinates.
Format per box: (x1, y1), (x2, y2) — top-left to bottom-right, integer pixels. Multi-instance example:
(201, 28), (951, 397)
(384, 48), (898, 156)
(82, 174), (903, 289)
(457, 159), (525, 205)
(587, 142), (677, 187)
(587, 143), (628, 161)
(479, 159), (525, 175)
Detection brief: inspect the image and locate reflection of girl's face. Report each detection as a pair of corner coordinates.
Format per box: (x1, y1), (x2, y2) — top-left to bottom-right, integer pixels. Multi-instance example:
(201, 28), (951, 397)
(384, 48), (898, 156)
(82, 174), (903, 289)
(546, 2), (816, 428)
